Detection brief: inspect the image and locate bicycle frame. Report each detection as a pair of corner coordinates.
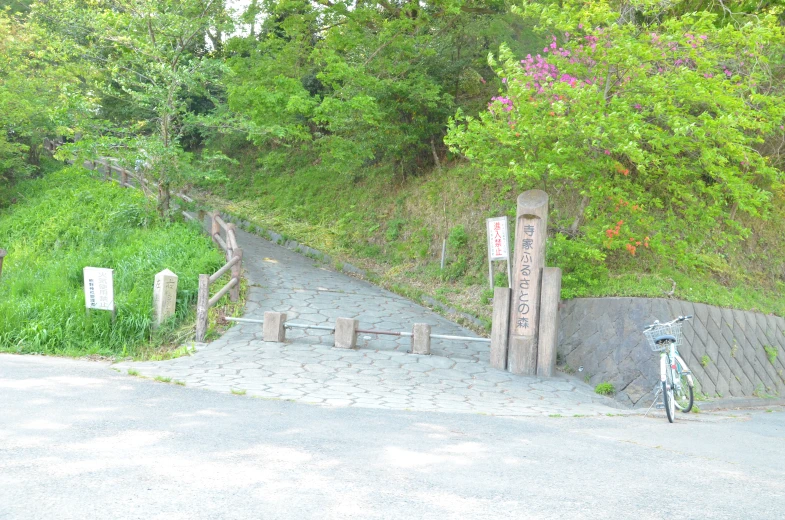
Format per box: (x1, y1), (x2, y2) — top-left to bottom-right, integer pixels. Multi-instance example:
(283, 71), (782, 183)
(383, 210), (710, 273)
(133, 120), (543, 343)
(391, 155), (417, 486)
(660, 343), (693, 390)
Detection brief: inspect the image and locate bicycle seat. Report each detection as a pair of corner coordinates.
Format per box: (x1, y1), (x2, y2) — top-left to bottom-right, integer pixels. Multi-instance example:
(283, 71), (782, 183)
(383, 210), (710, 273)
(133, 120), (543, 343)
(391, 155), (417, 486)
(654, 335), (676, 344)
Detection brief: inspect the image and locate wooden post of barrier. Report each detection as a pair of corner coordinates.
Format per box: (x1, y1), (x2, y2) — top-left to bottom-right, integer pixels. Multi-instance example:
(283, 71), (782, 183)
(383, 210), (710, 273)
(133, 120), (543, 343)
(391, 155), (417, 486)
(196, 274), (209, 342)
(490, 287), (511, 370)
(536, 267), (562, 377)
(210, 212), (220, 245)
(120, 168), (128, 187)
(230, 248), (242, 302)
(508, 190), (549, 376)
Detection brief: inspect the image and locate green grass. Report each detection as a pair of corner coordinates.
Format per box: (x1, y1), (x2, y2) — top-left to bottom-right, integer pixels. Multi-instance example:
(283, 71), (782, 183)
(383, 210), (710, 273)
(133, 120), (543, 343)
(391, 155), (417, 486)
(231, 388), (246, 395)
(764, 345), (778, 365)
(127, 369), (139, 376)
(594, 382), (616, 396)
(0, 166), (225, 357)
(154, 375), (172, 383)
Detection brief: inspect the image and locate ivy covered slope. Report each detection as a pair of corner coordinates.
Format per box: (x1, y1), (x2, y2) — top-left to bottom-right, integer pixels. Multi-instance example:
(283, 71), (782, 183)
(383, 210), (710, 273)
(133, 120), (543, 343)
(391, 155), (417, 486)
(200, 1), (785, 325)
(0, 167), (224, 357)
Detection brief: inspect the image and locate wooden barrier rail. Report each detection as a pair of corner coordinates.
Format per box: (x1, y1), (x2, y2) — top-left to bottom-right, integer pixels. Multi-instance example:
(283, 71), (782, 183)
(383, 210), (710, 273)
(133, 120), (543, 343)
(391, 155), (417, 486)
(195, 212), (243, 342)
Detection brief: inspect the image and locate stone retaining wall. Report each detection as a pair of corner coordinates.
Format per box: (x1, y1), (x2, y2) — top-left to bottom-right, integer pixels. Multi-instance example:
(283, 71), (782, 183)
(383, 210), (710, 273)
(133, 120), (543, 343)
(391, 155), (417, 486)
(557, 298), (785, 407)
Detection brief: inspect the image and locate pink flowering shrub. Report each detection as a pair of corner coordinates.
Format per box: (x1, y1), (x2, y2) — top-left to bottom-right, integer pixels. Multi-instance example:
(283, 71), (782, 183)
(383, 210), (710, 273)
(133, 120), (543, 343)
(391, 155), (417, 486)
(447, 1), (785, 288)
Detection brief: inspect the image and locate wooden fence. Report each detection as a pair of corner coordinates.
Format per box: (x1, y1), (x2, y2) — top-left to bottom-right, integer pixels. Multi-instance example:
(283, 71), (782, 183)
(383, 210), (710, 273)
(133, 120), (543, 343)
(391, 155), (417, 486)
(196, 212), (243, 342)
(44, 138), (244, 343)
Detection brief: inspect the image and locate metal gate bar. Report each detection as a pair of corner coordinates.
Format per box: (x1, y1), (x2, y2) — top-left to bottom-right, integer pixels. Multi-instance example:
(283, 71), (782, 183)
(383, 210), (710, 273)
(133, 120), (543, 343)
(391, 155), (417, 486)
(285, 323), (335, 331)
(356, 329), (413, 337)
(431, 334), (491, 343)
(224, 316), (488, 343)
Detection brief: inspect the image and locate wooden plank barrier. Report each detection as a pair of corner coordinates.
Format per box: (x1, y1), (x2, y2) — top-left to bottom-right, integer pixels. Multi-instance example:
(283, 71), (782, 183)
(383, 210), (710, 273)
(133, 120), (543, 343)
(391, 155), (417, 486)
(195, 212), (243, 342)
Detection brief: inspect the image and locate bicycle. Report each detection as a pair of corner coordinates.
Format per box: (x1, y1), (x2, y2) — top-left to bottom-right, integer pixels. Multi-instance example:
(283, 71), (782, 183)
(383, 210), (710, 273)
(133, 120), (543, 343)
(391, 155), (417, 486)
(642, 315), (695, 423)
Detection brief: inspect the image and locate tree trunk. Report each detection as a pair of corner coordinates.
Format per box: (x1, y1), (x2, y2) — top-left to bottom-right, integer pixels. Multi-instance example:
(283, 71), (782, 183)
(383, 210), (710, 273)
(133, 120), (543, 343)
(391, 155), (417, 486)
(158, 180), (171, 217)
(569, 196), (590, 235)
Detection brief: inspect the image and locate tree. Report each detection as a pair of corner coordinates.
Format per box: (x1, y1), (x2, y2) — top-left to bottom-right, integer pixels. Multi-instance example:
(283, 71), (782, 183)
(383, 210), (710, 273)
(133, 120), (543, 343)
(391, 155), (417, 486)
(446, 0), (785, 283)
(34, 0), (233, 215)
(226, 0), (532, 177)
(0, 11), (86, 187)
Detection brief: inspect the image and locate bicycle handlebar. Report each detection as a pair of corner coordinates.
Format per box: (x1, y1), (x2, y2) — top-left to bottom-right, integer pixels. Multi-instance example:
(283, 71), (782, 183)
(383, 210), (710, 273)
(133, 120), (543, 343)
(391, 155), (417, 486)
(642, 315), (693, 332)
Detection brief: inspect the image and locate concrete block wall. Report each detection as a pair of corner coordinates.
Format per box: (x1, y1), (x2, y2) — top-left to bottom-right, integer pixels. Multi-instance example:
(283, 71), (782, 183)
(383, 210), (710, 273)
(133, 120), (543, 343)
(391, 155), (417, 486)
(558, 298), (785, 407)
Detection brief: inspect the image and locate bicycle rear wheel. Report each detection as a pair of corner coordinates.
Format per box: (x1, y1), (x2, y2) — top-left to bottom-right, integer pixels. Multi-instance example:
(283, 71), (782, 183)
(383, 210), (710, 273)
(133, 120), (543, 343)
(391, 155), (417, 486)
(663, 373), (675, 423)
(674, 372), (694, 413)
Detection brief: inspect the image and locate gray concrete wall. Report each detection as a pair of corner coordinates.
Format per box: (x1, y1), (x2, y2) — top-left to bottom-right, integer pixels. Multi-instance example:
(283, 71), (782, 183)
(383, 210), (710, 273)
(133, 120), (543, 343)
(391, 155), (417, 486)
(558, 298), (785, 407)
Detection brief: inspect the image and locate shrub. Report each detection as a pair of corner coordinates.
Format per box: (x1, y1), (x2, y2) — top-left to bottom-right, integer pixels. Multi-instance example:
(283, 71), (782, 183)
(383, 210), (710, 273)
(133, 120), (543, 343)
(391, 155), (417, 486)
(594, 382), (615, 396)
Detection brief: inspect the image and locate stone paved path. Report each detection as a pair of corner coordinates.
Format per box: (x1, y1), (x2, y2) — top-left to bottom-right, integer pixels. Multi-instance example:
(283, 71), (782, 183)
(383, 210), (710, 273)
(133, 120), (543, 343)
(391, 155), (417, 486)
(116, 225), (622, 416)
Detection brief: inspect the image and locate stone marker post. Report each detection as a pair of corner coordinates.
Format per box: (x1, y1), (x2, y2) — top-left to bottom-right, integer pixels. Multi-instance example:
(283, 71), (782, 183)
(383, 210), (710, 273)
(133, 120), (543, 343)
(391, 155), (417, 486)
(536, 267), (562, 377)
(412, 323), (431, 355)
(263, 311), (287, 342)
(334, 317), (359, 349)
(508, 190), (548, 375)
(0, 248), (6, 278)
(153, 269), (178, 328)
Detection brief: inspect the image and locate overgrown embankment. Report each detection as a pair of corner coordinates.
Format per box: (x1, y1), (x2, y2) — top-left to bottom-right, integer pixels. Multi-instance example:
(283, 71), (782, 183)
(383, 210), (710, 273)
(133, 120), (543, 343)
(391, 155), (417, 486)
(0, 167), (224, 357)
(197, 146), (785, 329)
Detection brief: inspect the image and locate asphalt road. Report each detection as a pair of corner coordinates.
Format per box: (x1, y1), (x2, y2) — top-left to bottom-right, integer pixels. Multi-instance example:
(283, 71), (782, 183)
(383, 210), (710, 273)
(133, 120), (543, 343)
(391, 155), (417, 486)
(1, 354), (784, 520)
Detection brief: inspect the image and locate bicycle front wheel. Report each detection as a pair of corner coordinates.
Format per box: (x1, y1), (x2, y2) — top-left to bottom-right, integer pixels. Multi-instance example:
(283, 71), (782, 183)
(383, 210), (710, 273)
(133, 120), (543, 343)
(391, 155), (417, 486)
(674, 372), (694, 413)
(663, 376), (675, 423)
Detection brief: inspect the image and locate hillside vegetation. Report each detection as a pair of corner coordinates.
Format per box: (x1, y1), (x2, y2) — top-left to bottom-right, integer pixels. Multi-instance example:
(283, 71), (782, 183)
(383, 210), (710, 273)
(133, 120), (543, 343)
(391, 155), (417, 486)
(0, 167), (224, 357)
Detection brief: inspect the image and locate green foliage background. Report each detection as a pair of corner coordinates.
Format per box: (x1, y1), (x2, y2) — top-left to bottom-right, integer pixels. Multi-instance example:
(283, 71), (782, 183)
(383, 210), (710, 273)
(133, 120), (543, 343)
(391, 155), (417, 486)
(2, 0), (785, 333)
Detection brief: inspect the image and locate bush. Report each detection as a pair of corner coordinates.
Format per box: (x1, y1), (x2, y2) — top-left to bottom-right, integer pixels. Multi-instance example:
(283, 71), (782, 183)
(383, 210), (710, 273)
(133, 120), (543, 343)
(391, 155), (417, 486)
(446, 2), (785, 281)
(594, 382), (616, 396)
(0, 167), (224, 357)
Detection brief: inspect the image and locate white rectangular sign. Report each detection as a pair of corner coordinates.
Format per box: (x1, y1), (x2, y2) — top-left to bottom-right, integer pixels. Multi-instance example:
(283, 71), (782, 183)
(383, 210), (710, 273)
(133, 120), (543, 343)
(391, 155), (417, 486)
(486, 217), (510, 261)
(84, 267), (115, 311)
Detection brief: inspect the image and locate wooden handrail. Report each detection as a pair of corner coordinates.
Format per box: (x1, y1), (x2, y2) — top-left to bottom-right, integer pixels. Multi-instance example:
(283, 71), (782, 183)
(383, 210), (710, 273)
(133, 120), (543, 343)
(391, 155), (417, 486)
(195, 223), (244, 342)
(208, 278), (238, 307)
(209, 255), (240, 283)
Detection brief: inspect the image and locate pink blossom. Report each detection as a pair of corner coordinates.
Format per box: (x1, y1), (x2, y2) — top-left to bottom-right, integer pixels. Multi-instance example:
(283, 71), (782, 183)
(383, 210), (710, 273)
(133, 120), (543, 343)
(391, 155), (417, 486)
(604, 150), (611, 155)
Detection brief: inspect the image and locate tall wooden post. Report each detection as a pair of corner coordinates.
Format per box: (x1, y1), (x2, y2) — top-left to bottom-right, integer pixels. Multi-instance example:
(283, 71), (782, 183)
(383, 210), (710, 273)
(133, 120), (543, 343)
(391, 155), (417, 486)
(230, 248), (242, 302)
(508, 190), (548, 375)
(536, 267), (562, 377)
(490, 287), (511, 370)
(0, 248), (6, 278)
(196, 274), (209, 342)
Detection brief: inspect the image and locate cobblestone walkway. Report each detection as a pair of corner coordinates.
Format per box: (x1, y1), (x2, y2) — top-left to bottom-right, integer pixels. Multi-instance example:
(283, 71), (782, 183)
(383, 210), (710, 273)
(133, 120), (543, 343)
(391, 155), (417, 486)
(116, 225), (622, 416)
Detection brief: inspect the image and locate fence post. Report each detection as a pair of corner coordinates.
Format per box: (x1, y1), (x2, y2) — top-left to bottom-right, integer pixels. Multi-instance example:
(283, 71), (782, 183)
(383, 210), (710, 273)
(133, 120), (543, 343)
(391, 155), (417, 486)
(210, 211), (220, 244)
(120, 168), (128, 187)
(230, 248), (242, 302)
(196, 274), (209, 342)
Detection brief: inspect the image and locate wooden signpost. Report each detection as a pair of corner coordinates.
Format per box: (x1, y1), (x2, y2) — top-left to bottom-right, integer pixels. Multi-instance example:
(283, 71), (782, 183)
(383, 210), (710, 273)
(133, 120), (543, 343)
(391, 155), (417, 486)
(508, 190), (549, 376)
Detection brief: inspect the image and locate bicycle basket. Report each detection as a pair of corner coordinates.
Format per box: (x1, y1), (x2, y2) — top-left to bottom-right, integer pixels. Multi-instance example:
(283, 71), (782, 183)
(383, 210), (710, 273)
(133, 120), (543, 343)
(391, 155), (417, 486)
(643, 321), (684, 352)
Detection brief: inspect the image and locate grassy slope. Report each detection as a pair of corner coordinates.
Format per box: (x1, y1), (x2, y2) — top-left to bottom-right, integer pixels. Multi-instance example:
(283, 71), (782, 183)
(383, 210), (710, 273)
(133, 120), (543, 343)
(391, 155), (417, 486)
(198, 146), (785, 330)
(0, 166), (226, 357)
